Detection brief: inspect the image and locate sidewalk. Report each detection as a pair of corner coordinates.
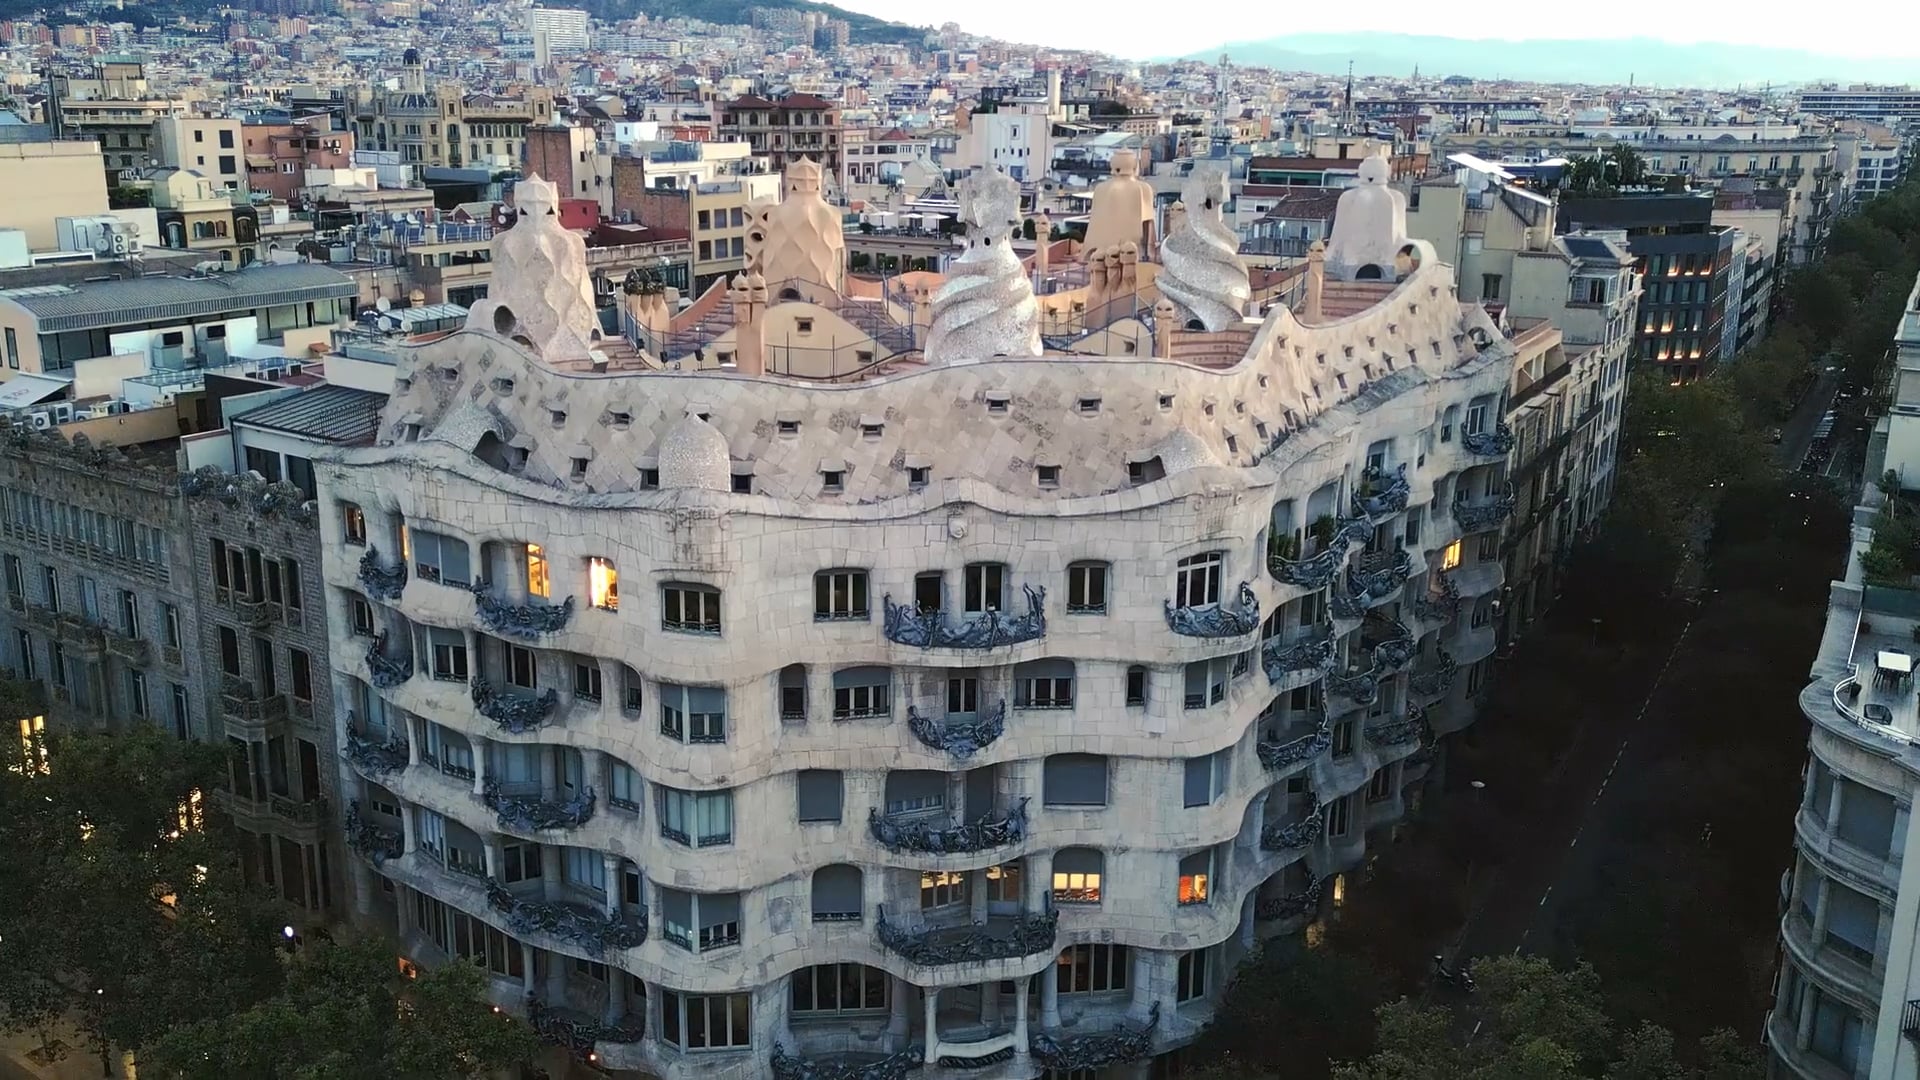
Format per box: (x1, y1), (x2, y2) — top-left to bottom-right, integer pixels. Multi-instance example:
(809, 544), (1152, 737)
(0, 1021), (127, 1080)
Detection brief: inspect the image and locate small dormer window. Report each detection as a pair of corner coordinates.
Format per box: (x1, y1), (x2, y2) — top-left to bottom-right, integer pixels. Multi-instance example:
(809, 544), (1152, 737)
(550, 410), (567, 426)
(796, 318), (814, 334)
(822, 470), (845, 493)
(491, 377), (514, 394)
(571, 457), (589, 480)
(1077, 396), (1101, 414)
(1255, 421), (1269, 440)
(1036, 465), (1060, 488)
(640, 468), (660, 489)
(611, 411), (632, 429)
(1127, 457), (1166, 485)
(731, 473), (752, 494)
(1158, 394), (1174, 410)
(861, 422), (884, 440)
(908, 466), (930, 488)
(1233, 400), (1246, 414)
(778, 419), (800, 436)
(1335, 374), (1349, 391)
(1202, 401), (1215, 417)
(986, 393), (1010, 414)
(1224, 434), (1238, 455)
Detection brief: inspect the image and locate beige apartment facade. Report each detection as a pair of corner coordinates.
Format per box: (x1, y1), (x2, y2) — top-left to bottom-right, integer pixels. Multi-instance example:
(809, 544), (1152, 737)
(0, 140), (111, 251)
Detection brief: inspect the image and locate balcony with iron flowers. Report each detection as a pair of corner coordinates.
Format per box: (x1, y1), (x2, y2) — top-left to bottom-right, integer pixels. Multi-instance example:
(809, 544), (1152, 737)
(344, 799), (403, 864)
(365, 632), (413, 689)
(1347, 548), (1414, 606)
(471, 579), (575, 640)
(1262, 625), (1336, 691)
(1257, 710), (1332, 772)
(471, 675), (559, 735)
(528, 997), (646, 1064)
(1352, 463), (1411, 519)
(358, 545), (408, 601)
(869, 798), (1029, 858)
(771, 1043), (924, 1080)
(485, 878), (646, 957)
(1029, 1002), (1161, 1074)
(1462, 421), (1515, 458)
(1165, 582), (1261, 640)
(1254, 872), (1323, 925)
(1268, 515), (1371, 590)
(343, 721), (410, 777)
(1259, 804), (1325, 852)
(1409, 652), (1458, 700)
(882, 585), (1046, 651)
(1365, 704), (1426, 750)
(1454, 486), (1517, 533)
(875, 903), (1059, 972)
(907, 701), (1006, 761)
(1413, 575), (1460, 626)
(482, 777), (596, 834)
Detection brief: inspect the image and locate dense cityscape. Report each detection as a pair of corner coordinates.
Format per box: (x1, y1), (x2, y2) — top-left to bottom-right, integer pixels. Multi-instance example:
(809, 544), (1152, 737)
(0, 2), (1913, 1079)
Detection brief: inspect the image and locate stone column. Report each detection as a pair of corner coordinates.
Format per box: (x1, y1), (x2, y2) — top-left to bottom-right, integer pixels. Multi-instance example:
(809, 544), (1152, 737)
(922, 987), (940, 1064)
(544, 947), (568, 1004)
(1810, 878), (1830, 943)
(520, 942), (537, 996)
(1013, 978), (1031, 1046)
(888, 976), (912, 1040)
(1040, 960), (1060, 1027)
(471, 735), (489, 797)
(539, 744), (558, 801)
(969, 867), (990, 923)
(582, 748), (605, 800)
(1154, 299), (1176, 359)
(400, 803), (417, 855)
(484, 837), (503, 880)
(405, 713), (422, 767)
(394, 881), (413, 937)
(1305, 241), (1326, 322)
(602, 851), (622, 916)
(979, 980), (1000, 1026)
(1026, 850), (1052, 911)
(540, 845), (564, 901)
(1129, 949), (1156, 1020)
(602, 977), (625, 1026)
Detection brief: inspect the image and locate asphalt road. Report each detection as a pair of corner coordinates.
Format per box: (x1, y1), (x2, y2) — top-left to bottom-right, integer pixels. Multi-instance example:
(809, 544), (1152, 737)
(1776, 367), (1841, 470)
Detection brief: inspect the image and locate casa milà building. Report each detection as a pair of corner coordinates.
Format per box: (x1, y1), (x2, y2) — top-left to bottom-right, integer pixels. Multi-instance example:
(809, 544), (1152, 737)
(322, 155), (1520, 1079)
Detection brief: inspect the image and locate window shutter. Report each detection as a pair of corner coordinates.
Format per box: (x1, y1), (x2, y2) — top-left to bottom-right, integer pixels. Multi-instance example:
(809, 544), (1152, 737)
(812, 865), (862, 914)
(1054, 847), (1102, 875)
(796, 770), (843, 822)
(1184, 757), (1212, 807)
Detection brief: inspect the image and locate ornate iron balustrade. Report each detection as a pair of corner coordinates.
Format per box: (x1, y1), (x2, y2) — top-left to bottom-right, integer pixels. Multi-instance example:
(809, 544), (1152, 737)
(1262, 628), (1335, 685)
(1349, 549), (1414, 600)
(882, 586), (1046, 650)
(486, 879), (646, 956)
(771, 1044), (926, 1080)
(344, 725), (409, 775)
(483, 778), (595, 832)
(471, 676), (558, 734)
(1353, 463), (1411, 518)
(939, 1048), (1015, 1069)
(1410, 654), (1458, 697)
(1165, 582), (1261, 638)
(365, 633), (412, 689)
(528, 996), (645, 1060)
(875, 904), (1058, 966)
(471, 580), (575, 639)
(870, 798), (1028, 856)
(1327, 668), (1379, 704)
(1256, 874), (1324, 920)
(1455, 488), (1517, 532)
(907, 701), (1006, 760)
(1258, 713), (1332, 770)
(1363, 618), (1417, 671)
(344, 800), (402, 864)
(1268, 515), (1371, 588)
(1365, 714), (1423, 747)
(1029, 1003), (1160, 1072)
(1329, 582), (1368, 619)
(358, 546), (407, 600)
(1260, 807), (1325, 851)
(1414, 576), (1461, 624)
(1462, 421), (1515, 457)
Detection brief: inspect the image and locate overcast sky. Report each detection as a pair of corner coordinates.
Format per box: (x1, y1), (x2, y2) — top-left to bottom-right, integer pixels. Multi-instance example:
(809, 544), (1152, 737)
(823, 1), (1920, 63)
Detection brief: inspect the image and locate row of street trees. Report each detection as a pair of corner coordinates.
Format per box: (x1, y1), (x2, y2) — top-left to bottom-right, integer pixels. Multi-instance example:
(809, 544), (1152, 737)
(0, 687), (536, 1079)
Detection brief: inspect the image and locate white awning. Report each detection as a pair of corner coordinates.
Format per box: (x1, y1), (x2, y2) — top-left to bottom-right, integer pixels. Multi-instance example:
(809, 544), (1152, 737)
(0, 372), (73, 411)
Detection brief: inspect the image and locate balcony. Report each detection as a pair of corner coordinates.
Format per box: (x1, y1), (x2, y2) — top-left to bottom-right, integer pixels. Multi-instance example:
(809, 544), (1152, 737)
(1353, 463), (1411, 519)
(344, 800), (402, 863)
(1361, 615), (1417, 672)
(1029, 1003), (1160, 1072)
(483, 779), (595, 833)
(358, 546), (407, 601)
(1348, 549), (1413, 603)
(1258, 712), (1331, 770)
(1262, 627), (1336, 686)
(55, 613), (104, 658)
(882, 586), (1046, 650)
(269, 794), (328, 827)
(1410, 653), (1459, 698)
(528, 998), (645, 1061)
(1414, 576), (1460, 625)
(771, 1044), (924, 1080)
(471, 677), (558, 734)
(1268, 515), (1371, 588)
(1165, 582), (1261, 639)
(220, 676), (288, 736)
(1260, 806), (1325, 851)
(344, 726), (409, 776)
(22, 603), (56, 632)
(1454, 488), (1517, 533)
(232, 595), (282, 630)
(875, 905), (1058, 966)
(907, 701), (1006, 760)
(365, 633), (413, 689)
(472, 581), (574, 639)
(1365, 711), (1425, 748)
(485, 880), (646, 956)
(869, 798), (1029, 856)
(1462, 422), (1515, 458)
(104, 630), (151, 665)
(1255, 873), (1323, 921)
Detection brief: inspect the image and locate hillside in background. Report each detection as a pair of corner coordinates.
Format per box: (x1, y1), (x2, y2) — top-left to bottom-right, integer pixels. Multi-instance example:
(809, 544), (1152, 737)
(610, 0), (926, 46)
(1184, 32), (1916, 89)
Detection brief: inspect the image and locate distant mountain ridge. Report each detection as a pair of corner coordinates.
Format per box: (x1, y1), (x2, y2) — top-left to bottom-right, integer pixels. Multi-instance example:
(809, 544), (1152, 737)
(1180, 33), (1918, 89)
(617, 0), (926, 46)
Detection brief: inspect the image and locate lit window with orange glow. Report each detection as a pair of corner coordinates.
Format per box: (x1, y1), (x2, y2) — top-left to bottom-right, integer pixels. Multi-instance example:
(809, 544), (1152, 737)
(526, 544), (550, 599)
(1441, 540), (1463, 572)
(175, 788), (204, 835)
(1177, 850), (1212, 905)
(589, 557), (619, 611)
(1331, 873), (1347, 907)
(15, 714), (47, 776)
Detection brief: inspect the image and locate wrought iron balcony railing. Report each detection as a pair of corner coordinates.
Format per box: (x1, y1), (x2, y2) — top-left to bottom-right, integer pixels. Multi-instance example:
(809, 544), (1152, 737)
(1326, 668), (1380, 705)
(1410, 653), (1458, 697)
(1262, 627), (1336, 685)
(869, 798), (1028, 856)
(358, 545), (407, 601)
(528, 997), (645, 1060)
(1903, 999), (1920, 1044)
(1165, 582), (1261, 639)
(486, 879), (646, 956)
(1365, 714), (1424, 747)
(344, 800), (402, 864)
(1353, 463), (1411, 518)
(1414, 575), (1460, 625)
(1349, 549), (1414, 601)
(882, 586), (1046, 650)
(483, 778), (595, 832)
(1462, 421), (1515, 457)
(343, 724), (409, 775)
(1268, 515), (1371, 588)
(1362, 617), (1417, 671)
(1455, 487), (1517, 532)
(771, 1043), (925, 1080)
(1257, 712), (1332, 770)
(471, 676), (558, 734)
(1029, 1003), (1160, 1072)
(1255, 873), (1323, 921)
(365, 633), (412, 689)
(907, 701), (1006, 760)
(471, 580), (575, 639)
(875, 904), (1058, 966)
(1260, 806), (1325, 851)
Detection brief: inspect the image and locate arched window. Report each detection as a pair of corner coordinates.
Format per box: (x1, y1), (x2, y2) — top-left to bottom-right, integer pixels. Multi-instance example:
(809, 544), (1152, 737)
(213, 220), (229, 238)
(1052, 847), (1104, 903)
(811, 864), (862, 922)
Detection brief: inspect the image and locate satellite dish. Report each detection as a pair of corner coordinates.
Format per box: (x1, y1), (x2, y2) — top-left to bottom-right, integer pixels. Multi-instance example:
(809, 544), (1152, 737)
(374, 296), (391, 311)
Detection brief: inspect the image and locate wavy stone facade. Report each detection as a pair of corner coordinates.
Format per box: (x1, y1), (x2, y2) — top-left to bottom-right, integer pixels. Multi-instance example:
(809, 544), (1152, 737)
(321, 161), (1518, 1079)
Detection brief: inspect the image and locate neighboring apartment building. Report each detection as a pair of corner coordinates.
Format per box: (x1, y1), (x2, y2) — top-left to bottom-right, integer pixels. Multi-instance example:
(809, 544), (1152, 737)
(47, 58), (188, 181)
(152, 117), (247, 194)
(719, 93), (842, 180)
(350, 50), (556, 169)
(314, 164), (1527, 1080)
(242, 119), (355, 203)
(630, 172), (781, 293)
(1770, 271), (1920, 1080)
(1559, 194), (1735, 382)
(0, 139), (111, 251)
(1798, 86), (1920, 123)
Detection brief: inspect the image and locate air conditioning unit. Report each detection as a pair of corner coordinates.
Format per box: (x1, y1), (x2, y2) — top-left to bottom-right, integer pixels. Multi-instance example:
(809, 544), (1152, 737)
(287, 363), (304, 377)
(49, 403), (73, 423)
(72, 408), (99, 421)
(27, 410), (51, 430)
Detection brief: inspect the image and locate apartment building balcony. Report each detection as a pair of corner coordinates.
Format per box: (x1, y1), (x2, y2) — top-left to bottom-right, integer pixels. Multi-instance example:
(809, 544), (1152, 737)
(1262, 626), (1336, 689)
(366, 633), (413, 689)
(220, 677), (288, 738)
(53, 613), (104, 659)
(1259, 805), (1325, 852)
(1365, 709), (1426, 749)
(881, 586), (1046, 650)
(103, 628), (150, 665)
(1779, 907), (1881, 1005)
(485, 879), (646, 957)
(875, 905), (1059, 968)
(1455, 487), (1518, 533)
(1413, 576), (1460, 626)
(471, 581), (574, 639)
(470, 677), (560, 735)
(1257, 711), (1332, 771)
(345, 799), (403, 863)
(358, 546), (408, 601)
(869, 798), (1029, 857)
(1353, 464), (1411, 519)
(1253, 872), (1323, 924)
(1028, 1004), (1160, 1074)
(771, 1043), (923, 1080)
(907, 701), (1007, 760)
(1348, 549), (1414, 605)
(343, 726), (410, 777)
(1268, 515), (1372, 589)
(481, 778), (595, 835)
(1462, 422), (1516, 458)
(528, 998), (645, 1066)
(1410, 653), (1459, 699)
(1164, 582), (1261, 639)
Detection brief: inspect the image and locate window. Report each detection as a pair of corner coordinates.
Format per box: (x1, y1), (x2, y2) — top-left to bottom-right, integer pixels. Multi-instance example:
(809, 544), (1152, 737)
(814, 569), (869, 621)
(1058, 943), (1130, 995)
(1808, 989), (1864, 1072)
(662, 583), (722, 634)
(525, 544), (550, 598)
(660, 990), (752, 1051)
(1052, 847), (1103, 903)
(1184, 657), (1231, 709)
(808, 867), (862, 923)
(1327, 795), (1352, 838)
(791, 962), (887, 1011)
(410, 531), (471, 587)
(796, 769), (843, 823)
(963, 562), (1006, 614)
(506, 644), (538, 689)
(217, 626), (241, 676)
(351, 599), (374, 636)
(2, 555), (18, 599)
(832, 667), (891, 720)
(1128, 457), (1166, 485)
(425, 723), (473, 779)
(1481, 273), (1502, 300)
(1014, 659), (1074, 709)
(127, 671), (148, 718)
(290, 649), (313, 701)
(40, 565), (58, 611)
(1126, 666), (1147, 707)
(658, 786), (732, 847)
(659, 683), (727, 743)
(914, 572), (943, 614)
(428, 629), (468, 681)
(1332, 720), (1354, 758)
(1177, 948), (1211, 1003)
(589, 557), (619, 610)
(1036, 464), (1060, 487)
(1366, 767), (1392, 803)
(1464, 401), (1489, 436)
(883, 770), (946, 815)
(564, 847), (607, 893)
(1174, 552), (1223, 608)
(660, 889), (741, 951)
(610, 760), (640, 811)
(502, 842), (542, 883)
(1177, 849), (1212, 905)
(779, 664), (807, 721)
(821, 469), (844, 492)
(1441, 539), (1463, 572)
(1184, 751), (1228, 808)
(573, 660), (602, 702)
(921, 870), (966, 909)
(1067, 561), (1108, 614)
(1823, 880), (1880, 965)
(1836, 780), (1898, 857)
(1043, 753), (1109, 807)
(947, 675), (979, 715)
